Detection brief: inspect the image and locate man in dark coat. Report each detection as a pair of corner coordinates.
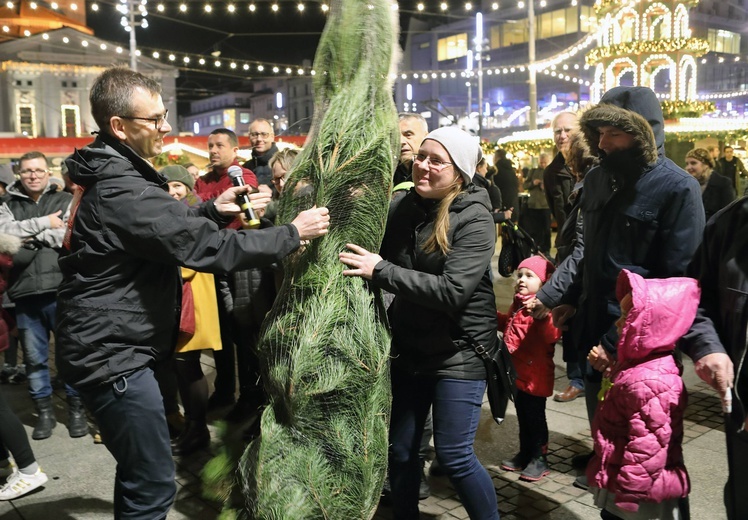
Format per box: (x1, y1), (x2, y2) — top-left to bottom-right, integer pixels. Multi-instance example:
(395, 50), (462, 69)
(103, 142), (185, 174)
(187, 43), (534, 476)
(492, 149), (518, 221)
(393, 113), (428, 190)
(716, 145), (747, 196)
(0, 152), (87, 440)
(56, 67), (330, 519)
(243, 118), (279, 189)
(681, 198), (748, 520)
(552, 86), (705, 487)
(543, 112), (577, 242)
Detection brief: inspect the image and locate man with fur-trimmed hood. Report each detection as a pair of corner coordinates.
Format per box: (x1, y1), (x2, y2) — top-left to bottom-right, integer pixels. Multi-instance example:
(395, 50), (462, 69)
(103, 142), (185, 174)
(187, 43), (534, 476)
(551, 86), (705, 487)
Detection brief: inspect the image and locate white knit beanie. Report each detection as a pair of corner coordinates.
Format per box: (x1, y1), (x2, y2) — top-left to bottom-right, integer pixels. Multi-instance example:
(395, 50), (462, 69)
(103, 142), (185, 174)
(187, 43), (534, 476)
(423, 126), (481, 184)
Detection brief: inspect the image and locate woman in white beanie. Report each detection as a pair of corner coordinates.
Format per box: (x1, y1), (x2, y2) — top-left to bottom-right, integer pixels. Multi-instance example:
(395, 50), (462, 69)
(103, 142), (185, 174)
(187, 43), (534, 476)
(340, 126), (500, 519)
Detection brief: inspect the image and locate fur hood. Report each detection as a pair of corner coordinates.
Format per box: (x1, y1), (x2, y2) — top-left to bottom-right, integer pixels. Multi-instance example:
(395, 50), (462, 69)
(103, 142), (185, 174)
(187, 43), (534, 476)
(579, 86), (663, 165)
(0, 233), (21, 256)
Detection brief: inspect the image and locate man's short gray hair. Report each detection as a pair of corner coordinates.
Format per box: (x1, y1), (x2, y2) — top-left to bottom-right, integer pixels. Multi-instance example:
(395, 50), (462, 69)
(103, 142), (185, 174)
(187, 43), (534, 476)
(398, 113), (428, 134)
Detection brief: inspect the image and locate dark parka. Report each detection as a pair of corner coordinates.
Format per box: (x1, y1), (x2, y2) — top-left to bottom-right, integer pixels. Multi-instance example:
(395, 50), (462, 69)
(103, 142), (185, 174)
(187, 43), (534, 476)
(0, 181), (72, 300)
(702, 171), (736, 221)
(56, 133), (301, 389)
(373, 184), (497, 379)
(543, 152), (575, 234)
(568, 86), (705, 356)
(680, 198), (748, 519)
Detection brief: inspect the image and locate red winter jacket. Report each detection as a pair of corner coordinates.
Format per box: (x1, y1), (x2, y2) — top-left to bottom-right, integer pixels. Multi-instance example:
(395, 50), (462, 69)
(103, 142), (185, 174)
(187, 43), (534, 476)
(498, 293), (560, 397)
(194, 161), (258, 230)
(587, 270), (698, 512)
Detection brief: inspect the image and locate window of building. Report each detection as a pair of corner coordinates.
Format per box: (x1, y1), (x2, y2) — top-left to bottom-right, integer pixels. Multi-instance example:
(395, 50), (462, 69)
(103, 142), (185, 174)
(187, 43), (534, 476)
(16, 105), (35, 137)
(240, 112), (250, 124)
(61, 104), (81, 137)
(62, 81), (68, 88)
(502, 23), (528, 47)
(708, 29), (741, 54)
(437, 33), (468, 61)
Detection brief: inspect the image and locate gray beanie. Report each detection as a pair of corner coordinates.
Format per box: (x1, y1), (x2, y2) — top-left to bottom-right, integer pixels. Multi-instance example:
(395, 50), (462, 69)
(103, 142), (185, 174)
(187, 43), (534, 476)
(423, 126), (481, 184)
(160, 165), (194, 190)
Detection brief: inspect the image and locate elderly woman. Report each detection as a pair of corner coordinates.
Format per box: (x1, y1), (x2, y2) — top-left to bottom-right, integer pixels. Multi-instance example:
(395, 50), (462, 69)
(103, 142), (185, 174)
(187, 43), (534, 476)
(684, 148), (735, 221)
(339, 126), (499, 520)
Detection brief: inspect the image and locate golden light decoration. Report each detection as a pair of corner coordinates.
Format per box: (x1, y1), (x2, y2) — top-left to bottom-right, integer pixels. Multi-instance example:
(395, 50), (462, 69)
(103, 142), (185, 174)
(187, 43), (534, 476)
(586, 38), (710, 66)
(594, 0), (698, 15)
(660, 100), (715, 120)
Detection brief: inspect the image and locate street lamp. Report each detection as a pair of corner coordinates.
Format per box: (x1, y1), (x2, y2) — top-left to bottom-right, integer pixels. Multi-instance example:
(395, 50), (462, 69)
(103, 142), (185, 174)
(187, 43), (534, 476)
(118, 0), (148, 71)
(527, 0), (537, 129)
(475, 12), (484, 138)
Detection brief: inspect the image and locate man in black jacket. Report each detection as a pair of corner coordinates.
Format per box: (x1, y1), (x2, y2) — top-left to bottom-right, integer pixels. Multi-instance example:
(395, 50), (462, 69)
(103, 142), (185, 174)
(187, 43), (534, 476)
(716, 145), (747, 195)
(681, 198), (747, 520)
(56, 67), (329, 520)
(0, 152), (88, 441)
(243, 118), (279, 189)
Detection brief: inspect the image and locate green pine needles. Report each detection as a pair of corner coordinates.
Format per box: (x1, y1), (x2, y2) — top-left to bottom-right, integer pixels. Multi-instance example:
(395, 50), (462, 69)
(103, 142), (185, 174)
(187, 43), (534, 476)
(237, 0), (400, 517)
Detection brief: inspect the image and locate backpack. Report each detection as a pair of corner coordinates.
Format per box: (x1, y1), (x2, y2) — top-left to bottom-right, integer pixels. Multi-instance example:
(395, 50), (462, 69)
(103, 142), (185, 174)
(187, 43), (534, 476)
(497, 222), (539, 277)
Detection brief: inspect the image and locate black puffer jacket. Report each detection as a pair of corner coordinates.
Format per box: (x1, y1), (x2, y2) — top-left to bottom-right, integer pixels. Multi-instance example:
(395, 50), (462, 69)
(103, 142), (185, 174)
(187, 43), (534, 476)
(570, 86), (705, 355)
(57, 133), (301, 389)
(0, 182), (72, 300)
(373, 184), (497, 379)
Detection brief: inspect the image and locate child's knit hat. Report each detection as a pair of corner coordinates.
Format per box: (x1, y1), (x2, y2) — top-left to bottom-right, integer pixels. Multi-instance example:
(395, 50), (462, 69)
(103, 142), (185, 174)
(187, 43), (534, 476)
(160, 165), (194, 190)
(517, 256), (555, 283)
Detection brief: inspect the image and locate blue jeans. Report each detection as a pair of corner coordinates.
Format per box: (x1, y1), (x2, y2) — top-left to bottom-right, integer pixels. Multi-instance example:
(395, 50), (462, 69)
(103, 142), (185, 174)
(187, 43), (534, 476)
(79, 368), (176, 520)
(566, 361), (585, 391)
(16, 294), (77, 400)
(389, 367), (499, 520)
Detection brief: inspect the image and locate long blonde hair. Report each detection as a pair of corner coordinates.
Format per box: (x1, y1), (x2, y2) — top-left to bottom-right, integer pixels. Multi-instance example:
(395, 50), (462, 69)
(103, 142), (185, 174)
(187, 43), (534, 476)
(422, 176), (465, 255)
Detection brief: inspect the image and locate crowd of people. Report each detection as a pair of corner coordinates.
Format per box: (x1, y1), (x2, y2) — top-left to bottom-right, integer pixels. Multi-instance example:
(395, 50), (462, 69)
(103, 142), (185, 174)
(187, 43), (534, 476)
(0, 67), (745, 520)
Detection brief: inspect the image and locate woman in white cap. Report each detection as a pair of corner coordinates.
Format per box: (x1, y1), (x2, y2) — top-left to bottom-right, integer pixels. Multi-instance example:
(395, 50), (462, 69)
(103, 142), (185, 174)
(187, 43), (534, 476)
(340, 126), (499, 519)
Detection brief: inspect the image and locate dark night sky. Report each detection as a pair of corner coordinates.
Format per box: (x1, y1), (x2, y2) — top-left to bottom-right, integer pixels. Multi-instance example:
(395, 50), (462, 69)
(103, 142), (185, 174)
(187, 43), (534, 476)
(84, 0), (436, 103)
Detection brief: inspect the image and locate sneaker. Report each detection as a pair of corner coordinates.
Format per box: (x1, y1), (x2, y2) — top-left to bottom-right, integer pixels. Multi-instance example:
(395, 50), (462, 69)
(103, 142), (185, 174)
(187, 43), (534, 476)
(419, 467), (430, 500)
(0, 469), (48, 500)
(571, 451), (594, 469)
(501, 452), (531, 472)
(8, 364), (26, 385)
(519, 456), (550, 482)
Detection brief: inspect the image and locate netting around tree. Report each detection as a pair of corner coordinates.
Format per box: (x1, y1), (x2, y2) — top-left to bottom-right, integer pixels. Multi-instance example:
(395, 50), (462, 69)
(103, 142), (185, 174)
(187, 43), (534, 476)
(237, 0), (400, 517)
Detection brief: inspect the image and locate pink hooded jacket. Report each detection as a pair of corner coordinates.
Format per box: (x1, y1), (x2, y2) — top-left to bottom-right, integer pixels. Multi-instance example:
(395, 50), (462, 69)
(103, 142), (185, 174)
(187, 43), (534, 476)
(586, 269), (700, 512)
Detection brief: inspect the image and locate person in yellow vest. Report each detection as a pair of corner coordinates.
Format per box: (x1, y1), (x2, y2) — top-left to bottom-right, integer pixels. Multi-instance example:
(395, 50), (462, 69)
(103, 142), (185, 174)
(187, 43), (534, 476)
(161, 165), (222, 456)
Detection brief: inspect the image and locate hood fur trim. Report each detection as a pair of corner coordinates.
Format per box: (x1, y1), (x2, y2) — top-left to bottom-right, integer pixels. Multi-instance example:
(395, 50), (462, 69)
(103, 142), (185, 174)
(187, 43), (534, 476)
(0, 233), (22, 256)
(579, 103), (658, 164)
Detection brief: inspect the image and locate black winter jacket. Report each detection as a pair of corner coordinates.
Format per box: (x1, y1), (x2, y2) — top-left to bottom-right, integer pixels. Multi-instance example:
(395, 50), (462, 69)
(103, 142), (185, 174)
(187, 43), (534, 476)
(681, 197), (748, 433)
(373, 184), (497, 379)
(56, 133), (301, 389)
(0, 182), (72, 300)
(703, 171), (736, 221)
(243, 143), (279, 188)
(569, 86), (705, 355)
(543, 152), (574, 232)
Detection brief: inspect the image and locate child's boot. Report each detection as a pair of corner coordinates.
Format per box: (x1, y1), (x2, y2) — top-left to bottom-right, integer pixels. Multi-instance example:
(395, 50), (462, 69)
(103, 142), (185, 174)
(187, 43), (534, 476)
(501, 452), (531, 472)
(520, 445), (550, 482)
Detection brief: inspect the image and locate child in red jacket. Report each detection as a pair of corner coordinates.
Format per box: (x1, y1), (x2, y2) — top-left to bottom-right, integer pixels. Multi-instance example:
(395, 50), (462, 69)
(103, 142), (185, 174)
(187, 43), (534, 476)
(498, 256), (560, 481)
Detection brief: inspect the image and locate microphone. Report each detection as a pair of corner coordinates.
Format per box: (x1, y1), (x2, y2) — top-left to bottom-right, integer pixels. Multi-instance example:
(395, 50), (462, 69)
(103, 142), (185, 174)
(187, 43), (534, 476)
(227, 166), (261, 229)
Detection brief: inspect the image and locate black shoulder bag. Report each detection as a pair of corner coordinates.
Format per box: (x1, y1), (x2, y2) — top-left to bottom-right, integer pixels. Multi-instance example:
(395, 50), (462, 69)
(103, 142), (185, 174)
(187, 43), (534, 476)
(461, 330), (517, 425)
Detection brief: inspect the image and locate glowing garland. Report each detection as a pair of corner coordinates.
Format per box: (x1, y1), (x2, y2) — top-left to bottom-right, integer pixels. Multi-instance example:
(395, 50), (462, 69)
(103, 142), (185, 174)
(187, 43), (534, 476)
(661, 100), (715, 119)
(594, 0), (698, 16)
(586, 38), (710, 65)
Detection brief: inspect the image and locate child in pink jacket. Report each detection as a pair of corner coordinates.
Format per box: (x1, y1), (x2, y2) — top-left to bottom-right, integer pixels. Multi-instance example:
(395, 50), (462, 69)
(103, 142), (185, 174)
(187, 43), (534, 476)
(498, 256), (560, 482)
(586, 269), (698, 519)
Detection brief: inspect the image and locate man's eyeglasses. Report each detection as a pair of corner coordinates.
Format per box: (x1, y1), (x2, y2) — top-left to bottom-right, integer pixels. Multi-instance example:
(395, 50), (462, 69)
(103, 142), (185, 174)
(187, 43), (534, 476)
(18, 168), (49, 177)
(119, 110), (169, 131)
(249, 132), (272, 139)
(413, 153), (453, 172)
